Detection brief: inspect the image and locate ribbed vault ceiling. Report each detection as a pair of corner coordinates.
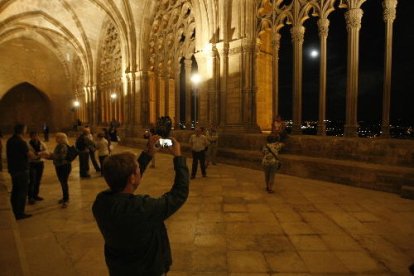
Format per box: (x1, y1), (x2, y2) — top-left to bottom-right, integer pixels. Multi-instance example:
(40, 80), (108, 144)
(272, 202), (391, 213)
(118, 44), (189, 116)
(0, 0), (150, 83)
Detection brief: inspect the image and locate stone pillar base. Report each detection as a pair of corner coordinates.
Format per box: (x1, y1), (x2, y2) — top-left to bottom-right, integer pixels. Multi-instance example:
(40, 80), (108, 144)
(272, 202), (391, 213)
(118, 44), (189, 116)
(344, 124), (358, 137)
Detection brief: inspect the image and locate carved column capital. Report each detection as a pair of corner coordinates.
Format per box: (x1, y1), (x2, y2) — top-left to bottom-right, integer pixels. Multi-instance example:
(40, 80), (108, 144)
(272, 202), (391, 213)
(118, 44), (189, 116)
(345, 8), (363, 31)
(272, 33), (281, 50)
(184, 58), (192, 68)
(382, 0), (397, 22)
(318, 18), (330, 37)
(290, 26), (305, 45)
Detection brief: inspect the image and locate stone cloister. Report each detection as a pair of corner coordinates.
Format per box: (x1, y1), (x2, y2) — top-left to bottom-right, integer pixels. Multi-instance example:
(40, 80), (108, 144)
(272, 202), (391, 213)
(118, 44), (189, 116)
(0, 0), (401, 137)
(1, 0), (413, 193)
(1, 1), (414, 275)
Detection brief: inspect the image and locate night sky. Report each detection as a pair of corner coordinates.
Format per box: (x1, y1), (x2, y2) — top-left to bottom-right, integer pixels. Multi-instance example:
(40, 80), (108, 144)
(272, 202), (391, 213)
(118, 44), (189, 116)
(278, 0), (414, 126)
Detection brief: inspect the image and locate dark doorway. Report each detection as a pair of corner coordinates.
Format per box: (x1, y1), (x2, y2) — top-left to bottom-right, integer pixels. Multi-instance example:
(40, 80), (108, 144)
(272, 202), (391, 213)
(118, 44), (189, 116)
(0, 82), (52, 133)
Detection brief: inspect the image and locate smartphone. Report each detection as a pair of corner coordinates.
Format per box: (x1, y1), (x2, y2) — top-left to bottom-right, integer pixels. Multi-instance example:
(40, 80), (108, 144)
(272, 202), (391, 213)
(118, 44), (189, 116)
(159, 138), (173, 148)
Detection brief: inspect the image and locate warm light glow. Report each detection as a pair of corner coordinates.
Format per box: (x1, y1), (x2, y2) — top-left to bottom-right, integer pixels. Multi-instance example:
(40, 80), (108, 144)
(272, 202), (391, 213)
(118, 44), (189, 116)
(110, 93), (117, 99)
(310, 49), (319, 58)
(191, 73), (201, 85)
(73, 100), (80, 107)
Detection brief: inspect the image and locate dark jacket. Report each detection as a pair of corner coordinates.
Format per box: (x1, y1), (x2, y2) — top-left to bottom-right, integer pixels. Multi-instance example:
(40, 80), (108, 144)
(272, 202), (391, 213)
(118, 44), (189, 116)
(92, 152), (189, 276)
(76, 134), (93, 152)
(6, 134), (29, 174)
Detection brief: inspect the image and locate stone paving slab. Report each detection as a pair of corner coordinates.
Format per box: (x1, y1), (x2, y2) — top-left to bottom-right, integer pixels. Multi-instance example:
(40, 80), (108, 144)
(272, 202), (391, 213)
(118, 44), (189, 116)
(1, 141), (414, 275)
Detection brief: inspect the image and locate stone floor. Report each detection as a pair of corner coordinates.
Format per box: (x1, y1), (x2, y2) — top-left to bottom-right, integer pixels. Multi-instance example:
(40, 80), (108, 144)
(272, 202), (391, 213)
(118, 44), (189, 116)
(1, 141), (414, 276)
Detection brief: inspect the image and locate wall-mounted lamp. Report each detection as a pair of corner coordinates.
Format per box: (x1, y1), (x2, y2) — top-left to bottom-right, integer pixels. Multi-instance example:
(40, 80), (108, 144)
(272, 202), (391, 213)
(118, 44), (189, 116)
(73, 100), (80, 107)
(110, 93), (117, 100)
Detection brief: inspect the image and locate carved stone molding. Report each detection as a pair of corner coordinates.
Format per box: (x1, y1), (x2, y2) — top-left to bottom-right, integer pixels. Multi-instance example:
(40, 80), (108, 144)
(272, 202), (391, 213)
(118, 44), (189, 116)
(98, 20), (122, 85)
(149, 0), (195, 76)
(318, 18), (330, 37)
(382, 0), (397, 23)
(290, 25), (305, 44)
(345, 8), (363, 31)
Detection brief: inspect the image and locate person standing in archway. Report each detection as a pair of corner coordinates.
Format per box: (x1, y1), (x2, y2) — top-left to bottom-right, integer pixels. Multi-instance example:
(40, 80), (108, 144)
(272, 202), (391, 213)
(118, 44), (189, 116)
(42, 122), (49, 142)
(189, 127), (209, 179)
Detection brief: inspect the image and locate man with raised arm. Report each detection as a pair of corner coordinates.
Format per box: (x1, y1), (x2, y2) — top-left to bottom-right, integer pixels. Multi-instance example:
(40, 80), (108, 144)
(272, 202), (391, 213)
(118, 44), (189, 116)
(92, 135), (189, 276)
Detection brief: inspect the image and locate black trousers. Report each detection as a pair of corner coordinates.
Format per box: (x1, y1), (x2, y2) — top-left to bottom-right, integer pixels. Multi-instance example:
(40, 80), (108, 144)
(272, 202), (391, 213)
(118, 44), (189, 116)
(89, 150), (101, 171)
(55, 163), (71, 201)
(29, 162), (44, 199)
(98, 155), (108, 175)
(79, 151), (90, 177)
(191, 150), (206, 177)
(10, 170), (30, 217)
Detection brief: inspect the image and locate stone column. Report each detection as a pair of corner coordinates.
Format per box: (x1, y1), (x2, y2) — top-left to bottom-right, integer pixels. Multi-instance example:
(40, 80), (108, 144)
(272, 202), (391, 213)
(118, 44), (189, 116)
(174, 70), (181, 129)
(117, 81), (122, 122)
(381, 0), (397, 138)
(210, 45), (219, 126)
(105, 86), (110, 123)
(136, 70), (149, 128)
(290, 25), (305, 135)
(194, 51), (209, 126)
(272, 33), (281, 121)
(184, 58), (193, 128)
(219, 43), (229, 128)
(155, 72), (160, 119)
(344, 8), (363, 137)
(164, 74), (170, 116)
(317, 18), (329, 136)
(242, 40), (260, 131)
(85, 85), (92, 125)
(126, 72), (133, 129)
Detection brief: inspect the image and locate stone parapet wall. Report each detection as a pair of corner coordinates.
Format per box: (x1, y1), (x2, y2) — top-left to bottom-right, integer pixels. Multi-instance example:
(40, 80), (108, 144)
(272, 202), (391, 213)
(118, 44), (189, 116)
(284, 135), (414, 168)
(123, 131), (414, 196)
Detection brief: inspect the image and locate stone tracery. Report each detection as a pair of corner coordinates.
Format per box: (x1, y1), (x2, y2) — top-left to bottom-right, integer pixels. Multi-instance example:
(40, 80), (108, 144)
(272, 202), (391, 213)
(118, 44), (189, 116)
(147, 0), (196, 124)
(97, 19), (123, 124)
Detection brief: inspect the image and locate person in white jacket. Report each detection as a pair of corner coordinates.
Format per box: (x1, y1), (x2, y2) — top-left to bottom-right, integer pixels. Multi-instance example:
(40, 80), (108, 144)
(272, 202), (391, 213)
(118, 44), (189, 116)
(95, 132), (110, 176)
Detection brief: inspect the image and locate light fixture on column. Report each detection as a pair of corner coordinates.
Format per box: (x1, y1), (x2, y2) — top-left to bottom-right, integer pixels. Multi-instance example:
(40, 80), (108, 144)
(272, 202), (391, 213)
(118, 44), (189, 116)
(110, 92), (117, 100)
(73, 100), (80, 107)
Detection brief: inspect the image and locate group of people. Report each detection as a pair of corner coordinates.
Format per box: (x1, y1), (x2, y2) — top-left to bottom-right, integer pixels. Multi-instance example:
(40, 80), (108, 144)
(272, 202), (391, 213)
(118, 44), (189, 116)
(1, 121), (188, 274)
(75, 127), (111, 178)
(0, 117), (285, 275)
(4, 123), (113, 219)
(6, 124), (50, 219)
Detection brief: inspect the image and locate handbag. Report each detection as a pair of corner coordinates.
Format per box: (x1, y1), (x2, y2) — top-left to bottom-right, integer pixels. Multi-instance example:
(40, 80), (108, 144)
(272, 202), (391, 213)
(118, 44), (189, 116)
(266, 145), (281, 170)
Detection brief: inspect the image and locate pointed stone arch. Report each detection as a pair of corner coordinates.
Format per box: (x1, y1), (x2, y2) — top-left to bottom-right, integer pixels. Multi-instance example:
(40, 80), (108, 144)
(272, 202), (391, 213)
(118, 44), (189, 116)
(0, 82), (53, 133)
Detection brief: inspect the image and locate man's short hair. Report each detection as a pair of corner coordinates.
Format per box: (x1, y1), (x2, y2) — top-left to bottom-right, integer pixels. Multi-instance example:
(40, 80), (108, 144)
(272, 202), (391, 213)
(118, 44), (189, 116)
(103, 152), (138, 193)
(14, 124), (26, 135)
